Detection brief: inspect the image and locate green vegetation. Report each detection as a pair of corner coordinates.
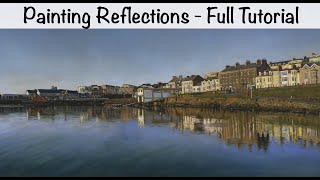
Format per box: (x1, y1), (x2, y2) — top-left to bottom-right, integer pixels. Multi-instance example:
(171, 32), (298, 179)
(178, 85), (320, 99)
(178, 92), (248, 99)
(253, 85), (320, 98)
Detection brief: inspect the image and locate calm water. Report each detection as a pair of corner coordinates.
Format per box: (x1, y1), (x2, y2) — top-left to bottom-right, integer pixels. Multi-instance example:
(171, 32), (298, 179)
(0, 106), (320, 177)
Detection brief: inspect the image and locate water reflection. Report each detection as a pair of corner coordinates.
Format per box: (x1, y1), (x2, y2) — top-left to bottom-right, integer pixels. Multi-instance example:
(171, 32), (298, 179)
(2, 106), (320, 152)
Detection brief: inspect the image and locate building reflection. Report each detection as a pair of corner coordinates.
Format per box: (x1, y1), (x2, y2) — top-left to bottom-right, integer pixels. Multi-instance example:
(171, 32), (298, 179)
(25, 106), (139, 123)
(20, 106), (320, 151)
(150, 108), (320, 151)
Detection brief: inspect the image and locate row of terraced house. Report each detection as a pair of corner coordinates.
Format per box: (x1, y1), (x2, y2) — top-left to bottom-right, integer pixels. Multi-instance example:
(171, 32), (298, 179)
(158, 53), (320, 94)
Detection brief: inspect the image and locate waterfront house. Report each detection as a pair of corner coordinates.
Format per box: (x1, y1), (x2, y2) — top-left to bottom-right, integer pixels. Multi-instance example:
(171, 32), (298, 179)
(219, 59), (271, 92)
(78, 85), (102, 98)
(192, 84), (202, 93)
(289, 68), (300, 86)
(308, 53), (320, 63)
(276, 68), (300, 87)
(152, 82), (168, 88)
(165, 75), (183, 89)
(280, 69), (290, 87)
(181, 75), (204, 94)
(269, 58), (304, 71)
(201, 77), (220, 92)
(1, 94), (30, 100)
(37, 86), (64, 100)
(89, 85), (102, 98)
(204, 72), (219, 79)
(101, 84), (120, 95)
(78, 86), (89, 94)
(119, 84), (137, 95)
(255, 71), (273, 89)
(140, 83), (153, 88)
(137, 87), (179, 103)
(60, 90), (79, 100)
(269, 60), (291, 71)
(299, 62), (320, 85)
(272, 69), (281, 88)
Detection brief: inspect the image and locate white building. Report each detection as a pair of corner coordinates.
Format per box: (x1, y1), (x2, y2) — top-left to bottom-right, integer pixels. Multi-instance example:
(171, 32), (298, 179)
(280, 70), (290, 87)
(1, 94), (30, 100)
(181, 75), (204, 94)
(137, 87), (179, 103)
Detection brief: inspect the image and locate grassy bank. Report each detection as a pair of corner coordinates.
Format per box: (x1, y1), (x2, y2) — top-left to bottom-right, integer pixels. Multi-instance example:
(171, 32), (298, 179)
(253, 84), (320, 98)
(155, 85), (320, 114)
(160, 96), (320, 114)
(179, 84), (320, 100)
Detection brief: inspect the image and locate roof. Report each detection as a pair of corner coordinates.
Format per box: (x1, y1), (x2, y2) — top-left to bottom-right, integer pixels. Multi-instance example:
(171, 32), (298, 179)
(26, 90), (37, 93)
(169, 76), (181, 83)
(182, 75), (202, 81)
(101, 84), (119, 88)
(269, 60), (291, 65)
(221, 63), (258, 72)
(301, 62), (320, 68)
(204, 77), (218, 81)
(67, 90), (78, 94)
(122, 84), (136, 87)
(1, 94), (28, 96)
(37, 89), (64, 93)
(221, 61), (271, 73)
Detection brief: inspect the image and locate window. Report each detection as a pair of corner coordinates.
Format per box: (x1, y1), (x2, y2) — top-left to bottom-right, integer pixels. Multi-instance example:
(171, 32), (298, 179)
(313, 71), (318, 77)
(305, 72), (308, 79)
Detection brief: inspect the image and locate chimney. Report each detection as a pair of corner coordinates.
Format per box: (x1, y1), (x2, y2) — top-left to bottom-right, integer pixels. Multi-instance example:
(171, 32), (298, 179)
(245, 60), (251, 66)
(235, 62), (240, 67)
(256, 59), (262, 65)
(225, 65), (230, 69)
(179, 75), (183, 79)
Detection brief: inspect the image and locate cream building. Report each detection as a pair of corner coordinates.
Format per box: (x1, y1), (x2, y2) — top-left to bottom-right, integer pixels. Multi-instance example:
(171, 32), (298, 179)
(201, 77), (220, 92)
(204, 72), (219, 79)
(299, 62), (320, 85)
(308, 53), (320, 63)
(272, 70), (281, 87)
(256, 71), (273, 89)
(289, 69), (300, 86)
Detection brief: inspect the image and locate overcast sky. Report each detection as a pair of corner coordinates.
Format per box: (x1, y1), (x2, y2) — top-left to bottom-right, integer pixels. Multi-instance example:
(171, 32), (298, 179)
(0, 29), (320, 94)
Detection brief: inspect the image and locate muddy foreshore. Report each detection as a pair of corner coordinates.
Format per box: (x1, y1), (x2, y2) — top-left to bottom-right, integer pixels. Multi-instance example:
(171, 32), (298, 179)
(140, 96), (320, 115)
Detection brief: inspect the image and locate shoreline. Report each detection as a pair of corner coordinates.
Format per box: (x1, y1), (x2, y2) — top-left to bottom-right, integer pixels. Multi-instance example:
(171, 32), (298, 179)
(133, 96), (320, 115)
(1, 96), (320, 115)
